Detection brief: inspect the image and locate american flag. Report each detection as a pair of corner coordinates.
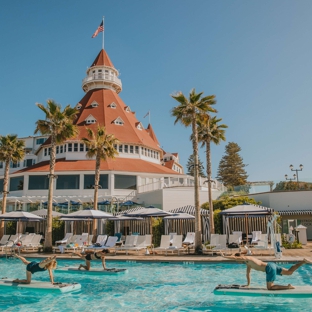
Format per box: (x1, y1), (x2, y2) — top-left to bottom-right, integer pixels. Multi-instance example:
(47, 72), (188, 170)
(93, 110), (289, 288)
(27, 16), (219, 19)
(92, 21), (104, 38)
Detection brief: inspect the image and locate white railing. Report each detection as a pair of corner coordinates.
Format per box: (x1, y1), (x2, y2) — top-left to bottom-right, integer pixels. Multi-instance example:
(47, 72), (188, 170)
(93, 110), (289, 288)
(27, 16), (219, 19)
(137, 177), (226, 194)
(82, 74), (122, 87)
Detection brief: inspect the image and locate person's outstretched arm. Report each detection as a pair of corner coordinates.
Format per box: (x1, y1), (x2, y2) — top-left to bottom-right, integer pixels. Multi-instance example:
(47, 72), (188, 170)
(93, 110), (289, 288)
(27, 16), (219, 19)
(101, 256), (107, 270)
(48, 269), (54, 284)
(219, 252), (239, 260)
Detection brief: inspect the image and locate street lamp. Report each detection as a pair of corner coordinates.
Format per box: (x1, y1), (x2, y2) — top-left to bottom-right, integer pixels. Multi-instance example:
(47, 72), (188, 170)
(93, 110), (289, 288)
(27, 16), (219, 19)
(289, 164), (303, 183)
(285, 174), (297, 181)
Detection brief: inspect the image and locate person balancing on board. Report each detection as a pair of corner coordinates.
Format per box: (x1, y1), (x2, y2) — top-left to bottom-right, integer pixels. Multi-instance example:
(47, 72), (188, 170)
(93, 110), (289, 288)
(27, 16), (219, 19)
(73, 249), (109, 271)
(220, 250), (311, 290)
(13, 254), (57, 284)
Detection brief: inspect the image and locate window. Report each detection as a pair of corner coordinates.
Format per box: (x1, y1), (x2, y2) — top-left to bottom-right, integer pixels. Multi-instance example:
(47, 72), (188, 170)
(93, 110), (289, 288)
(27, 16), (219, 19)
(74, 143), (78, 152)
(136, 122), (143, 130)
(36, 138), (46, 145)
(80, 144), (84, 152)
(124, 145), (128, 153)
(113, 144), (117, 151)
(24, 159), (34, 167)
(0, 179), (3, 192)
(10, 176), (24, 191)
(48, 148), (51, 155)
(114, 175), (136, 190)
(113, 117), (124, 125)
(130, 146), (134, 153)
(0, 162), (2, 169)
(108, 102), (117, 108)
(64, 145), (66, 152)
(60, 145), (63, 153)
(91, 101), (98, 108)
(125, 106), (131, 112)
(84, 174), (108, 189)
(118, 145), (123, 153)
(86, 145), (89, 151)
(10, 162), (19, 168)
(56, 146), (59, 154)
(29, 175), (49, 190)
(86, 119), (96, 124)
(68, 143), (72, 152)
(76, 104), (82, 110)
(135, 146), (139, 154)
(56, 175), (80, 190)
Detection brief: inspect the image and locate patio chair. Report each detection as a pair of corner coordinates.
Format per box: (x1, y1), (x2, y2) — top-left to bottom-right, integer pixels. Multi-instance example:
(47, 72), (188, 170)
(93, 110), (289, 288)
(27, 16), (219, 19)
(227, 234), (241, 251)
(153, 235), (170, 255)
(22, 234), (42, 251)
(232, 231), (242, 245)
(55, 233), (72, 246)
(116, 235), (146, 255)
(169, 233), (177, 244)
(0, 235), (10, 246)
(1, 234), (20, 252)
(85, 235), (108, 251)
(101, 236), (119, 251)
(251, 231), (262, 244)
(115, 235), (138, 254)
(165, 235), (185, 255)
(182, 232), (195, 246)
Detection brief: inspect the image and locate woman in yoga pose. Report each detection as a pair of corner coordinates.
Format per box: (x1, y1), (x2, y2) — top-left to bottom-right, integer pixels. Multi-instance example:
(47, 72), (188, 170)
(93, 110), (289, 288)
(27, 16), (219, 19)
(13, 254), (57, 284)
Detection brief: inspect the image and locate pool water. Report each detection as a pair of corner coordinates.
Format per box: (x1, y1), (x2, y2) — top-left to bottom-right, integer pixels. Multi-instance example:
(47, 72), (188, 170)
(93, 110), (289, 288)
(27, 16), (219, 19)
(0, 258), (311, 311)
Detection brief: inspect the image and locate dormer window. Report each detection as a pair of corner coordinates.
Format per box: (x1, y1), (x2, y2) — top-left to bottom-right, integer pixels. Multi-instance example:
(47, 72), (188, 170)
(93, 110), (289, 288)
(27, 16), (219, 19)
(91, 101), (98, 108)
(76, 104), (82, 110)
(136, 122), (143, 130)
(108, 102), (117, 109)
(85, 114), (97, 124)
(113, 117), (124, 126)
(125, 106), (131, 112)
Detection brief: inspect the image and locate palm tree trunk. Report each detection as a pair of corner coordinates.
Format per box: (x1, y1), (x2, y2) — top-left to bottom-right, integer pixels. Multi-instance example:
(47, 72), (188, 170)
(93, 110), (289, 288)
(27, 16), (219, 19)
(206, 137), (215, 235)
(44, 136), (56, 252)
(192, 112), (201, 252)
(92, 154), (100, 241)
(0, 160), (10, 237)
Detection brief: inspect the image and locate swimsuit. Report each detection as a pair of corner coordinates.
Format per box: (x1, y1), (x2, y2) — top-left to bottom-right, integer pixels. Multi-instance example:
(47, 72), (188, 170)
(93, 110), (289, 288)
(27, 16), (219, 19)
(85, 253), (101, 261)
(265, 262), (283, 282)
(26, 261), (46, 274)
(85, 254), (92, 261)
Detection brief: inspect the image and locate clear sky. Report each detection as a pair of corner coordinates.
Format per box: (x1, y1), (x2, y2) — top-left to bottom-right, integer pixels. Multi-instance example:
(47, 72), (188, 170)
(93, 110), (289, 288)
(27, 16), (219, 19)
(1, 1), (312, 185)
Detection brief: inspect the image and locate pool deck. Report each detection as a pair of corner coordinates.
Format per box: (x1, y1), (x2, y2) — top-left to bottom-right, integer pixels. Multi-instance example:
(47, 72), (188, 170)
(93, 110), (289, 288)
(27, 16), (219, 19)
(2, 242), (312, 263)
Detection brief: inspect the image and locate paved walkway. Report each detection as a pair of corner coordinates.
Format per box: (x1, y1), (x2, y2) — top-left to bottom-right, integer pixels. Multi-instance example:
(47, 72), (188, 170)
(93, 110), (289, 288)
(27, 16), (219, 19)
(2, 242), (312, 263)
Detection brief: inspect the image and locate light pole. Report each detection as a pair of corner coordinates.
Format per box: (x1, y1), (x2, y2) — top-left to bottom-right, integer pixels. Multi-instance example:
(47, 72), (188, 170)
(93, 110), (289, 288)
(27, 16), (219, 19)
(285, 173), (297, 181)
(289, 164), (303, 183)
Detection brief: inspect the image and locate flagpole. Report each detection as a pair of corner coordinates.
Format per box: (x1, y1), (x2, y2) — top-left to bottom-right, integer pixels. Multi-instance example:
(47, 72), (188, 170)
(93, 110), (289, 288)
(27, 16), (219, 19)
(102, 16), (105, 50)
(149, 111), (151, 124)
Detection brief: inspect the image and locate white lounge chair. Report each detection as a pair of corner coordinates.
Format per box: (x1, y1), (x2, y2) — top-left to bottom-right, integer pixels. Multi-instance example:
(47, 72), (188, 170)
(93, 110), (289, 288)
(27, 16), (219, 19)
(85, 235), (108, 250)
(0, 235), (10, 246)
(251, 231), (262, 244)
(115, 235), (138, 254)
(116, 235), (146, 255)
(182, 232), (195, 246)
(22, 234), (42, 251)
(232, 231), (242, 245)
(166, 235), (185, 255)
(55, 233), (72, 246)
(101, 236), (119, 251)
(205, 234), (219, 249)
(153, 235), (170, 255)
(169, 233), (177, 244)
(227, 234), (241, 251)
(1, 234), (20, 252)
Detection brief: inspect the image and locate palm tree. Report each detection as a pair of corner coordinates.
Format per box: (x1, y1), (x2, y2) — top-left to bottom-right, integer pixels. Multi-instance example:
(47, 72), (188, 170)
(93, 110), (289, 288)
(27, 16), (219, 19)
(197, 115), (227, 235)
(35, 100), (78, 252)
(171, 89), (217, 252)
(81, 125), (119, 238)
(0, 134), (25, 237)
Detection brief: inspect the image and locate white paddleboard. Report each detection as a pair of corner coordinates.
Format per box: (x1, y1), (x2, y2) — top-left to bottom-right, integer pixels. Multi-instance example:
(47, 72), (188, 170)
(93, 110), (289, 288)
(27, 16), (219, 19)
(214, 284), (312, 298)
(56, 267), (128, 275)
(0, 278), (81, 293)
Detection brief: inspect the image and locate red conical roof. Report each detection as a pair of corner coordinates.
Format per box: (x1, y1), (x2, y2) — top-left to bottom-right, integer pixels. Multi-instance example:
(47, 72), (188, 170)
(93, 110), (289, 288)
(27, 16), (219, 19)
(91, 49), (115, 68)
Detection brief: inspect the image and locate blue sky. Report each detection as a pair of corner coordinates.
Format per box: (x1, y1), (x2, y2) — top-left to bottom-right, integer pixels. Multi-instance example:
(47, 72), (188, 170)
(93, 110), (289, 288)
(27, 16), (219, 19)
(1, 1), (312, 185)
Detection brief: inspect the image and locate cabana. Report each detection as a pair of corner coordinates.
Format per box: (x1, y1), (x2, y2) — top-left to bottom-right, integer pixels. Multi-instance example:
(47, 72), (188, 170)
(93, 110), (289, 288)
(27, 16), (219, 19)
(167, 206), (210, 243)
(219, 204), (274, 243)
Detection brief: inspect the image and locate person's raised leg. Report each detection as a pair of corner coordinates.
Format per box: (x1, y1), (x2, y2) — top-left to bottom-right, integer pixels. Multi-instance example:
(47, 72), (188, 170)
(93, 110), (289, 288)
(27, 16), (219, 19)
(281, 258), (311, 276)
(14, 254), (30, 265)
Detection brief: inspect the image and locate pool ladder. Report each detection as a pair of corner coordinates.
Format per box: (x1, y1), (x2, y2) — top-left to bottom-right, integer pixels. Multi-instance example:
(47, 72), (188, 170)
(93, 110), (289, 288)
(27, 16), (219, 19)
(4, 240), (20, 259)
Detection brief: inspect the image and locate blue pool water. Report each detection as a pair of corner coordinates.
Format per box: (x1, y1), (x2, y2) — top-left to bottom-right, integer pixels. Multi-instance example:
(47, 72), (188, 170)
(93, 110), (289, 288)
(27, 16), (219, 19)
(0, 258), (311, 311)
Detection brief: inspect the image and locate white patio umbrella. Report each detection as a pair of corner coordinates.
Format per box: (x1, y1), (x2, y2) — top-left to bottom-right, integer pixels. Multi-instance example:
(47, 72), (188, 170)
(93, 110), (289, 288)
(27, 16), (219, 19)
(0, 210), (43, 235)
(31, 209), (64, 217)
(60, 208), (113, 243)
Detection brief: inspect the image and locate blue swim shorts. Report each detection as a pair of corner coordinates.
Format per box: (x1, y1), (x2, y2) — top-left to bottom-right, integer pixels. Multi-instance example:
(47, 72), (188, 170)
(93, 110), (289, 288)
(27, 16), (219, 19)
(265, 262), (283, 282)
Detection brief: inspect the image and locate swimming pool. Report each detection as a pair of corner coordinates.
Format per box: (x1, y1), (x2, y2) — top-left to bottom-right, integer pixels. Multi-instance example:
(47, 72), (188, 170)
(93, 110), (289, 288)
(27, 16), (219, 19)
(0, 258), (311, 311)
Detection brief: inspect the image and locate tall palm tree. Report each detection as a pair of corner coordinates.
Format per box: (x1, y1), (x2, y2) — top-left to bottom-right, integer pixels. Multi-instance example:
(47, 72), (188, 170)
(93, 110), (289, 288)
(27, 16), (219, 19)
(0, 135), (25, 237)
(197, 115), (227, 235)
(171, 89), (217, 252)
(35, 100), (78, 252)
(81, 125), (119, 237)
